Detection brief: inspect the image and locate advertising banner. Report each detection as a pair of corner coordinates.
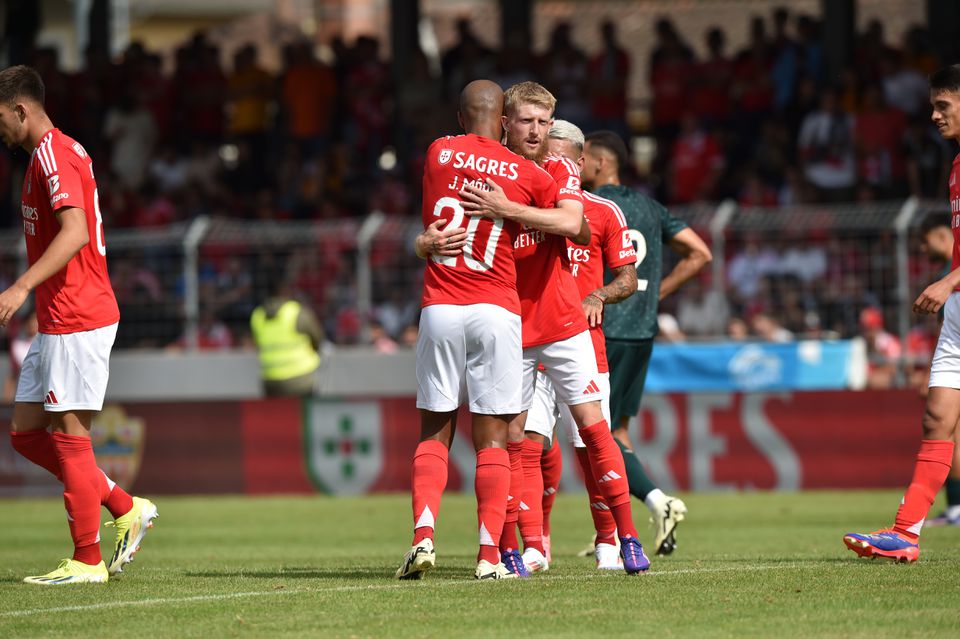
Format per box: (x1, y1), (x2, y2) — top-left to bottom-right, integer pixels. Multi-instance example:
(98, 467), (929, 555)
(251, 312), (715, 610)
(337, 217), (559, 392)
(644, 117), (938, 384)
(644, 340), (865, 393)
(0, 390), (923, 496)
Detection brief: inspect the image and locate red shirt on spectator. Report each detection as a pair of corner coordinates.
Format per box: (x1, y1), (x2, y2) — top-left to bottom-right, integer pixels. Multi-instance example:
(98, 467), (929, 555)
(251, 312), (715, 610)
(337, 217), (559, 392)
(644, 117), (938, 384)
(589, 46), (631, 120)
(692, 56), (734, 123)
(734, 49), (774, 114)
(670, 124), (724, 204)
(855, 94), (907, 185)
(650, 54), (690, 128)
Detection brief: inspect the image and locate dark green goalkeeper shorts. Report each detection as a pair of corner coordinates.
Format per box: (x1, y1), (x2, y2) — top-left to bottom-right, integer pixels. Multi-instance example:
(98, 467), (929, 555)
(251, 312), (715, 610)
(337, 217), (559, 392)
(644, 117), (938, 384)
(606, 338), (654, 429)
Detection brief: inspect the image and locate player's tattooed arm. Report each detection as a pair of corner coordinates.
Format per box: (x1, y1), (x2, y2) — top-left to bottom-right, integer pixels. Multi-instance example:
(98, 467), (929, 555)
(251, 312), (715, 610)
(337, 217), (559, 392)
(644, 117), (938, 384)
(592, 264), (638, 305)
(413, 219), (468, 259)
(582, 264), (637, 327)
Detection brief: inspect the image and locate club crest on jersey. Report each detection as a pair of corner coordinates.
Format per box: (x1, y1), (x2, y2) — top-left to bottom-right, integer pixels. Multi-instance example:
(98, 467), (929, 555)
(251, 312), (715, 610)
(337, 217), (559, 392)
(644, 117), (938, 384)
(438, 149), (453, 165)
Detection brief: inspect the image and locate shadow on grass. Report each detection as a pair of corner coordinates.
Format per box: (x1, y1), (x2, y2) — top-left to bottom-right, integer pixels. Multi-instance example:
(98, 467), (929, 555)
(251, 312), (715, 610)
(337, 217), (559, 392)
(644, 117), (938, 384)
(184, 565), (474, 581)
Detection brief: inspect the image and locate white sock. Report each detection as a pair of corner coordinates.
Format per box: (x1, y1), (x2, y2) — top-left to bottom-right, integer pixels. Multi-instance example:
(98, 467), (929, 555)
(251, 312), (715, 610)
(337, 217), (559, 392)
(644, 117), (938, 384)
(644, 488), (667, 515)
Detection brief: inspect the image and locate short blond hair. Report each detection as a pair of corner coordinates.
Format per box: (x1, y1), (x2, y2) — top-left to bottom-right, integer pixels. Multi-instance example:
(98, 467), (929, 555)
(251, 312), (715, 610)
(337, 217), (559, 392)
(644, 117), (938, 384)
(503, 81), (556, 117)
(549, 119), (584, 151)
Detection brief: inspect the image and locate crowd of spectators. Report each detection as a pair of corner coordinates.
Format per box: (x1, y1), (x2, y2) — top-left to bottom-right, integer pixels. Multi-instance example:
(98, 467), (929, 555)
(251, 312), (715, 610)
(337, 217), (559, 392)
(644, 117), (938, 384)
(644, 11), (952, 207)
(0, 8), (953, 367)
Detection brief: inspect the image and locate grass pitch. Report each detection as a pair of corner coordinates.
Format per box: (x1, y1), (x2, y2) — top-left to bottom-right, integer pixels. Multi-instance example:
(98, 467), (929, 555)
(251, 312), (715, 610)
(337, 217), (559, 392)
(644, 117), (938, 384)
(0, 491), (958, 638)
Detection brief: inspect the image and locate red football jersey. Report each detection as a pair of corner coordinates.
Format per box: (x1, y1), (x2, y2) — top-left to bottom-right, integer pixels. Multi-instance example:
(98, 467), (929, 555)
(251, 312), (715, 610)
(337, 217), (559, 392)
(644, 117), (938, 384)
(951, 153), (960, 291)
(21, 129), (119, 334)
(569, 191), (636, 372)
(421, 134), (557, 312)
(514, 155), (588, 347)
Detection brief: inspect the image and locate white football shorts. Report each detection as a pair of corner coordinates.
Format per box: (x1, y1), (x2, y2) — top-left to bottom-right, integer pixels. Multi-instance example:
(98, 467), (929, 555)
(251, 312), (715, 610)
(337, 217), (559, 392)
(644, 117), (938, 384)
(416, 303), (523, 414)
(521, 330), (602, 410)
(16, 322), (118, 412)
(930, 293), (960, 389)
(526, 369), (610, 447)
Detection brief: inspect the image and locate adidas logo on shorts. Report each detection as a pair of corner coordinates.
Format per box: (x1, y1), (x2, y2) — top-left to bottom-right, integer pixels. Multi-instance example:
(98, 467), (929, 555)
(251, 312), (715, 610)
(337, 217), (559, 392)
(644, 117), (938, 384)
(582, 380), (600, 395)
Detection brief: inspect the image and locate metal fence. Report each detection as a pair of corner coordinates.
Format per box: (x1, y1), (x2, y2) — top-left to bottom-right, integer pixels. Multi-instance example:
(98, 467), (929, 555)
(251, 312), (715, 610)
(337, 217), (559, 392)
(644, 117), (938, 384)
(0, 198), (949, 387)
(663, 197), (949, 389)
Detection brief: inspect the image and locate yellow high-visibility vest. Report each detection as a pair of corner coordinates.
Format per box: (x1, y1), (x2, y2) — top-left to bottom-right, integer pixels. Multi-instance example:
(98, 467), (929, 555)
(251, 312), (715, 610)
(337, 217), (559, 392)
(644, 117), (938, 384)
(250, 301), (320, 381)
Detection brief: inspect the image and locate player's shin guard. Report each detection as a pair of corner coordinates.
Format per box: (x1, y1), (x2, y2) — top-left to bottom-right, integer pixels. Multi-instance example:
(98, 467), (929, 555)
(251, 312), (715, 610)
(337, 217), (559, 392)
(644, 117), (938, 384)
(475, 447), (510, 564)
(579, 421), (638, 539)
(575, 446), (617, 545)
(893, 439), (955, 539)
(52, 433), (104, 566)
(500, 441), (524, 552)
(518, 439), (545, 553)
(11, 430), (63, 481)
(410, 440), (449, 545)
(541, 441), (563, 536)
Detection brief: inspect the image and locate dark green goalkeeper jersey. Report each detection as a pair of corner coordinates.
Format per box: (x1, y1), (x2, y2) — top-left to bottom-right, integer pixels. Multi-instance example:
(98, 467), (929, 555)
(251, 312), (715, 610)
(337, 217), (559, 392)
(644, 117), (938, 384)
(594, 184), (688, 341)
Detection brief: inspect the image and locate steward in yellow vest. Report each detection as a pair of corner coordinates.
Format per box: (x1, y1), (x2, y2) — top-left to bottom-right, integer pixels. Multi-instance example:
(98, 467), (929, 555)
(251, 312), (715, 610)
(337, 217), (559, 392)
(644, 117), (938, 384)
(250, 289), (323, 397)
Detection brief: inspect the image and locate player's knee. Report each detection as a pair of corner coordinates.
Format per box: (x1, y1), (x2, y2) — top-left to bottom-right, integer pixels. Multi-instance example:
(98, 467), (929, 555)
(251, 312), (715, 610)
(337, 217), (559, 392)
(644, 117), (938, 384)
(920, 405), (955, 440)
(524, 431), (548, 445)
(11, 404), (48, 433)
(570, 401), (604, 428)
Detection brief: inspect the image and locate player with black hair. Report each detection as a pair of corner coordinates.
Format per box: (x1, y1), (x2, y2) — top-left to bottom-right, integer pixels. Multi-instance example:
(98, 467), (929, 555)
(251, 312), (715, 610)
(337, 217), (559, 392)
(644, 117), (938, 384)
(844, 64), (960, 560)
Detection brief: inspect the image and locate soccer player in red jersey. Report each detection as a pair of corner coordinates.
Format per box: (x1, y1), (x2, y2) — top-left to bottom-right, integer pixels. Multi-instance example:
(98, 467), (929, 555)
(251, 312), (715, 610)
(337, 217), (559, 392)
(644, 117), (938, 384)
(844, 64), (960, 562)
(0, 65), (157, 584)
(461, 82), (650, 575)
(521, 120), (639, 572)
(396, 80), (584, 581)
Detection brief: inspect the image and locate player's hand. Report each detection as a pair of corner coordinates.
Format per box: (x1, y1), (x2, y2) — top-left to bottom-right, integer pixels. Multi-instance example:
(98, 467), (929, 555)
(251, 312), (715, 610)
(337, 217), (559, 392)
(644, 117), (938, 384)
(913, 278), (953, 315)
(0, 283), (29, 327)
(461, 178), (512, 219)
(582, 294), (604, 327)
(416, 219), (467, 258)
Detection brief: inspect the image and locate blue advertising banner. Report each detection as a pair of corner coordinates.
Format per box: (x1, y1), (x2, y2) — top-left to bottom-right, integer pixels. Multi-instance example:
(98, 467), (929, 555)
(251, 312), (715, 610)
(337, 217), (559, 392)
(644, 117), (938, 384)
(644, 340), (865, 393)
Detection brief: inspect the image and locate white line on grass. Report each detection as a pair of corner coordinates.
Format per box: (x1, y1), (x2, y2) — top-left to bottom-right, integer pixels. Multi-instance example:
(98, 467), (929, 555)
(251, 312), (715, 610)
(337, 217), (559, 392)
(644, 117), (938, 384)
(0, 562), (821, 619)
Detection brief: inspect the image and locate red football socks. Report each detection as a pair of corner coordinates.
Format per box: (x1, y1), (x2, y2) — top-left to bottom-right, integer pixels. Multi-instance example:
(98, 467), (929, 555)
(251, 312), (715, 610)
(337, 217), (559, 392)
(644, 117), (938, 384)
(10, 430), (63, 481)
(52, 432), (103, 566)
(410, 440), (448, 546)
(475, 447), (510, 563)
(518, 438), (545, 553)
(575, 446), (617, 545)
(100, 470), (134, 519)
(893, 439), (956, 540)
(11, 429), (134, 518)
(540, 441), (563, 537)
(500, 441), (524, 552)
(578, 421), (638, 539)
